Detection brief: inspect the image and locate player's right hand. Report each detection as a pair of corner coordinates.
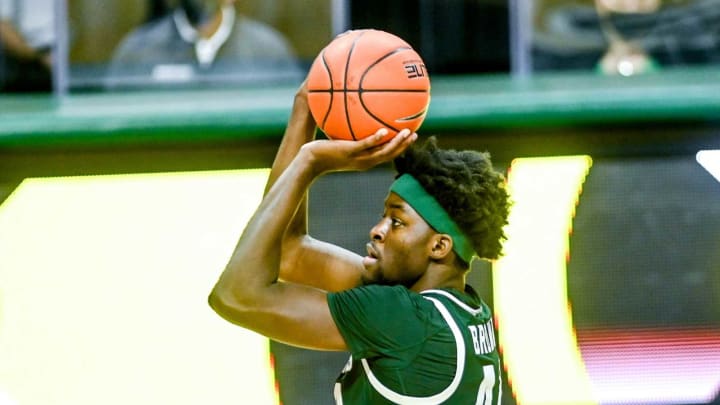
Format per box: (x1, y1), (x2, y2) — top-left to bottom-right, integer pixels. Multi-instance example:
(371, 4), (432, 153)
(301, 128), (417, 175)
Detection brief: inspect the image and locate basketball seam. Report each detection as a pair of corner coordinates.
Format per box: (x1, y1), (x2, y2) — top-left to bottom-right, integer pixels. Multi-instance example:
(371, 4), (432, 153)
(308, 89), (428, 93)
(343, 31), (368, 141)
(310, 30), (429, 140)
(358, 47), (419, 133)
(319, 49), (333, 131)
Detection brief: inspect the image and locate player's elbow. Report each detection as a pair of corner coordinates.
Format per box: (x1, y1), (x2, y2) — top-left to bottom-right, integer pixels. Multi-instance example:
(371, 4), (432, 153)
(207, 283), (258, 327)
(207, 289), (229, 322)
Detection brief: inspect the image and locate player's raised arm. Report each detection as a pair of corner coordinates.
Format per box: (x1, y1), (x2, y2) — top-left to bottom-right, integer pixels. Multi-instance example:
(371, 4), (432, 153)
(209, 129), (416, 350)
(267, 82), (370, 292)
(274, 28), (429, 293)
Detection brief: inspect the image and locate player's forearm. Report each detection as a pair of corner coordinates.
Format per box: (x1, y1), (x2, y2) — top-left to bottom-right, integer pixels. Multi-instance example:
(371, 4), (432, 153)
(210, 149), (319, 311)
(265, 90), (316, 196)
(268, 90), (316, 239)
(267, 88), (318, 284)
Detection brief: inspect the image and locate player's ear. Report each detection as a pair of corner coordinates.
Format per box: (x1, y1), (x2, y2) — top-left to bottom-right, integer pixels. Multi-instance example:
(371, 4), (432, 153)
(429, 234), (453, 261)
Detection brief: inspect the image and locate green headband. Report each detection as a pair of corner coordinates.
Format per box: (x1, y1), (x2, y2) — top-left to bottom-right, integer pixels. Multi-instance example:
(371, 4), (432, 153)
(389, 174), (476, 264)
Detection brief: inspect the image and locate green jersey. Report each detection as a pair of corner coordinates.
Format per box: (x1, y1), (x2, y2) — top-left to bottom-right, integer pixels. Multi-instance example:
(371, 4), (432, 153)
(327, 284), (502, 404)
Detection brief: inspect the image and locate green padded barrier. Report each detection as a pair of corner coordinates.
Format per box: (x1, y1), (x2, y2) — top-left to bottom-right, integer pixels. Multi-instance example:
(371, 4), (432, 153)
(1, 68), (719, 149)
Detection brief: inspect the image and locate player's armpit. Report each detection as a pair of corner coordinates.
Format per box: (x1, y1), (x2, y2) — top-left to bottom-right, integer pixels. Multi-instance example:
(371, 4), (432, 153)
(208, 280), (348, 351)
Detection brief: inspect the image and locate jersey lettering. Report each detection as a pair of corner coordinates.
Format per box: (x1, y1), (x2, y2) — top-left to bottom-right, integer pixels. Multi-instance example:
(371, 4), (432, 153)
(468, 319), (497, 355)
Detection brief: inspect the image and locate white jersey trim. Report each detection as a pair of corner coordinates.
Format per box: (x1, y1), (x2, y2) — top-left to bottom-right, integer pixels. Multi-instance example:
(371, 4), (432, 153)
(333, 382), (344, 405)
(421, 289), (484, 316)
(360, 297), (465, 404)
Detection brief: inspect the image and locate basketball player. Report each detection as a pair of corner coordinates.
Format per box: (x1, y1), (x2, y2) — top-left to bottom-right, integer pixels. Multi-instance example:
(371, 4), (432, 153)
(209, 82), (510, 404)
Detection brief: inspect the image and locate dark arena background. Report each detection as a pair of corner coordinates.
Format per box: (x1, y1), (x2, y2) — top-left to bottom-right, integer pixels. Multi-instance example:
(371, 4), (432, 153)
(2, 1), (720, 404)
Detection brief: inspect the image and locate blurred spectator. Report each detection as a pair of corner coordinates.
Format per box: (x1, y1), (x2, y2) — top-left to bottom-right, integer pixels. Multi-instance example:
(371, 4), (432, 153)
(0, 0), (54, 92)
(531, 0), (720, 72)
(146, 0), (171, 22)
(106, 0), (302, 88)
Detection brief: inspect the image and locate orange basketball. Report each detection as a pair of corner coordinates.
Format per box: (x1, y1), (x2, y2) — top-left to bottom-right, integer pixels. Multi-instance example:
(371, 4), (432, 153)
(306, 29), (431, 143)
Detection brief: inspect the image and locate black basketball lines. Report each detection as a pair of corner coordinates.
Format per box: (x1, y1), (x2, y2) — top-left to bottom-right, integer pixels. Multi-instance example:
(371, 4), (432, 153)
(311, 31), (428, 140)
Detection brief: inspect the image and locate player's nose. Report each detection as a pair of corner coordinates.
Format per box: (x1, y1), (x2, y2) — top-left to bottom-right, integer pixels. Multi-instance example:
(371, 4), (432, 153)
(369, 219), (388, 242)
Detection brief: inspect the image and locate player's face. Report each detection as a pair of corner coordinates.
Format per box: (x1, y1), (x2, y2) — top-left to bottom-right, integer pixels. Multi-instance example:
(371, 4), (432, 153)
(362, 192), (436, 287)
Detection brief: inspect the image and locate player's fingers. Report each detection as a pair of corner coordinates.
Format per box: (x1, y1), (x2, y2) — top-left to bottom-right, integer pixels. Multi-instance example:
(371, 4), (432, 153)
(354, 128), (389, 151)
(365, 129), (415, 161)
(350, 128), (390, 156)
(384, 130), (417, 159)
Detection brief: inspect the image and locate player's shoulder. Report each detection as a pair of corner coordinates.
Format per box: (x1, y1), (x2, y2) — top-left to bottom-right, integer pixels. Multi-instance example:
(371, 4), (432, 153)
(352, 284), (418, 298)
(341, 284), (437, 314)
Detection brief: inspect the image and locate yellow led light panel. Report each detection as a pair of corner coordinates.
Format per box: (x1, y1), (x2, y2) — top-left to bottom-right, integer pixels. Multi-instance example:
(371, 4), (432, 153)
(0, 170), (278, 405)
(494, 156), (595, 405)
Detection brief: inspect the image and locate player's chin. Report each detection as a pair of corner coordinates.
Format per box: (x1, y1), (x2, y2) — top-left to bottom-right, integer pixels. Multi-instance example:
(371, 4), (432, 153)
(361, 269), (397, 287)
(360, 260), (383, 285)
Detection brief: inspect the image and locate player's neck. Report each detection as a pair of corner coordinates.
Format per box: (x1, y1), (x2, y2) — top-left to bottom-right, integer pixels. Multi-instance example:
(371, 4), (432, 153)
(410, 264), (466, 293)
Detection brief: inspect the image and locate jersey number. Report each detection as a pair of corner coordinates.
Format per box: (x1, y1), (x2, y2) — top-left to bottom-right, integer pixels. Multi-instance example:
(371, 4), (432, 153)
(476, 365), (498, 405)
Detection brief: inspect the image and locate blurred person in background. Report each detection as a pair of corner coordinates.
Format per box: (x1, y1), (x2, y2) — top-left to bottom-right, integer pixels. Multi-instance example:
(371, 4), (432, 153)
(531, 0), (720, 72)
(0, 0), (54, 92)
(106, 0), (302, 88)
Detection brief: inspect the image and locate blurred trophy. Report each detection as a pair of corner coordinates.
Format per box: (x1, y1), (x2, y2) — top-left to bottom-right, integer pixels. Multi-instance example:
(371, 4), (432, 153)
(595, 0), (660, 75)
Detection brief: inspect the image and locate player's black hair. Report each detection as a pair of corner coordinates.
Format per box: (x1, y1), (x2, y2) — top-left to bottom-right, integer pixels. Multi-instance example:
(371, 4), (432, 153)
(393, 136), (511, 264)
